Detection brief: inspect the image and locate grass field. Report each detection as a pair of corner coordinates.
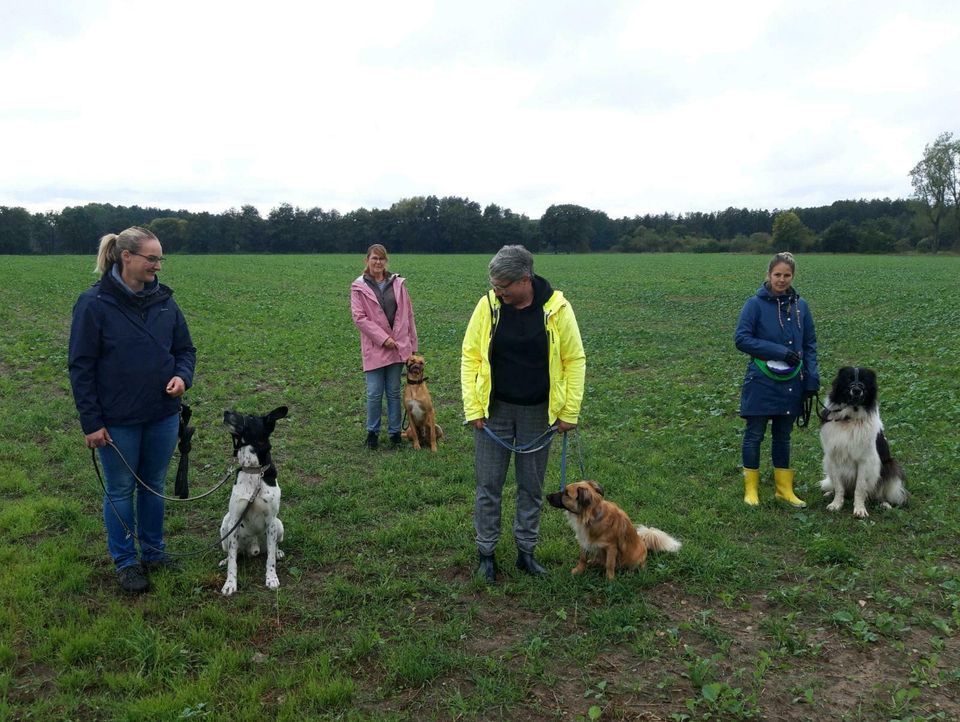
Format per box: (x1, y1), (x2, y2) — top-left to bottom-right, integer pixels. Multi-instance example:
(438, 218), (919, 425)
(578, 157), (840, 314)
(1, 252), (958, 721)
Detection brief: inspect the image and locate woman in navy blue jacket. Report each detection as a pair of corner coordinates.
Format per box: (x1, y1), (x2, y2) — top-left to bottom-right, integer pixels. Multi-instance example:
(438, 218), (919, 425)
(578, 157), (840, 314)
(69, 227), (196, 593)
(734, 252), (819, 508)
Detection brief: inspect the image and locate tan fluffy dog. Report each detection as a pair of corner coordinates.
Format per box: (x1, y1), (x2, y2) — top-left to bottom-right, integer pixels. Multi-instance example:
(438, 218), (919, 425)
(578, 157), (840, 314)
(403, 354), (443, 451)
(547, 480), (681, 580)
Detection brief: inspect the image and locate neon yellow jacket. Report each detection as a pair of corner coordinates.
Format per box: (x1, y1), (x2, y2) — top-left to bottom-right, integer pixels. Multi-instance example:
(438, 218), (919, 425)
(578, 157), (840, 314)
(461, 288), (586, 425)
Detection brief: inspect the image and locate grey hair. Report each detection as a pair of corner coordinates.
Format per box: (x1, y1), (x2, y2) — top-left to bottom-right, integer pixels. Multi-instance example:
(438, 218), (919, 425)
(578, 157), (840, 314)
(488, 244), (534, 283)
(767, 251), (796, 275)
(95, 226), (158, 274)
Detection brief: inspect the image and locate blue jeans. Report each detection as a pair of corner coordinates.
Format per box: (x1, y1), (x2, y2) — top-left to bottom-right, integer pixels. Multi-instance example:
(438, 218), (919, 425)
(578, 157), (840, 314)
(97, 413), (179, 571)
(742, 415), (792, 469)
(365, 363), (403, 435)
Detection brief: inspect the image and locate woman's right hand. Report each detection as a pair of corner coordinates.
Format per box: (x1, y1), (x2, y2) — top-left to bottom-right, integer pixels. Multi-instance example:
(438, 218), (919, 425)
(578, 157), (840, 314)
(85, 428), (111, 449)
(383, 337), (398, 350)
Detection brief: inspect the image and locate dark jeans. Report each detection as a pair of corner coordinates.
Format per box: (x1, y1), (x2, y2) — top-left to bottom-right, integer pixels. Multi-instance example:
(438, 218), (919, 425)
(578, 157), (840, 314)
(742, 415), (792, 469)
(98, 413), (179, 570)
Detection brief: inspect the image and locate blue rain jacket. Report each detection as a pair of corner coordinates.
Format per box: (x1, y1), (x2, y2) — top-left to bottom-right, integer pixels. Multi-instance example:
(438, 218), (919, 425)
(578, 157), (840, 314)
(734, 283), (819, 418)
(69, 269), (196, 433)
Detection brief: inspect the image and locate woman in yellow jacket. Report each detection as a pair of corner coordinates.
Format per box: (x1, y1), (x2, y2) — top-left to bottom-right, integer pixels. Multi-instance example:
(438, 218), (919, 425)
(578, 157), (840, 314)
(461, 245), (586, 583)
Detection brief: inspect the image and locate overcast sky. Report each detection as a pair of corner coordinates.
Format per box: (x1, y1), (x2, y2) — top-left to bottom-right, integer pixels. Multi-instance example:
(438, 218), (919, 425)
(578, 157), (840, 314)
(1, 0), (957, 219)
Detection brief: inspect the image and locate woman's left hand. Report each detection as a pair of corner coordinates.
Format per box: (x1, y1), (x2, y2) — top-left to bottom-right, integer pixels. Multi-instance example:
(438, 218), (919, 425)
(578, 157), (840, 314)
(166, 376), (186, 397)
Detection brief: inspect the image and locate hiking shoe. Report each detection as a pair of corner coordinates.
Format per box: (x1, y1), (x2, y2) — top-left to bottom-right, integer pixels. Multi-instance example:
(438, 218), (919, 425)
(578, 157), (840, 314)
(143, 556), (181, 573)
(365, 431), (379, 450)
(117, 564), (150, 594)
(389, 432), (403, 448)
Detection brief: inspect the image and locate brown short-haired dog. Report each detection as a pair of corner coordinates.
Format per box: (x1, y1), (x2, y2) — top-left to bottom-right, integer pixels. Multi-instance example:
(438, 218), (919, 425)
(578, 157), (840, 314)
(547, 480), (681, 580)
(403, 354), (443, 452)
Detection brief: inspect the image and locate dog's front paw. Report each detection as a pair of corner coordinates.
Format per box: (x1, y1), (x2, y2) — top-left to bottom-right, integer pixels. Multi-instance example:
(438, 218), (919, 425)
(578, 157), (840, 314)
(571, 564), (586, 576)
(826, 499), (843, 512)
(221, 579), (238, 596)
(276, 549), (285, 559)
(853, 505), (869, 519)
(265, 572), (280, 590)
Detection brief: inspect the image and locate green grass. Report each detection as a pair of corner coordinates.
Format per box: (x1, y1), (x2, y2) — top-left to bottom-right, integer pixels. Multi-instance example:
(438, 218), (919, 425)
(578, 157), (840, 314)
(1, 253), (958, 720)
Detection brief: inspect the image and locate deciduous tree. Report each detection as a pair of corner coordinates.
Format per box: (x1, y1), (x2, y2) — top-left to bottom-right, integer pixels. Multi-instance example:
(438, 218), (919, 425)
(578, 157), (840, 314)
(909, 131), (955, 253)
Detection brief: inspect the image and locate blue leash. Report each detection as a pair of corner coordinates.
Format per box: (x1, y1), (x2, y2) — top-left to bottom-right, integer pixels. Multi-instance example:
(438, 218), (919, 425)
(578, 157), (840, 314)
(560, 431), (568, 491)
(480, 423), (558, 454)
(479, 423), (585, 491)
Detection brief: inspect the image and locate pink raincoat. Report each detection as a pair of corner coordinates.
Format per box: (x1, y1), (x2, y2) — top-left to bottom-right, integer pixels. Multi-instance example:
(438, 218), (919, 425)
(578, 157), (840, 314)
(350, 274), (418, 372)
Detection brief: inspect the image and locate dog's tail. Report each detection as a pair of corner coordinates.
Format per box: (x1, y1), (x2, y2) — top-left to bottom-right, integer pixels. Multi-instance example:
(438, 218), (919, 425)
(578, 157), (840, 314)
(879, 459), (909, 507)
(636, 526), (681, 553)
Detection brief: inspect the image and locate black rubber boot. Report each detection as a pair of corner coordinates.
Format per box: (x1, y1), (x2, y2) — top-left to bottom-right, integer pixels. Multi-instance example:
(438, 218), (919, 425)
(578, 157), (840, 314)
(365, 431), (378, 450)
(516, 550), (547, 576)
(389, 432), (403, 448)
(475, 553), (497, 583)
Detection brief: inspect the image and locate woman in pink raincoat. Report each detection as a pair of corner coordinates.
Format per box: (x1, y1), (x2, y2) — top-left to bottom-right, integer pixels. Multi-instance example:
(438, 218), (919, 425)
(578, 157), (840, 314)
(350, 244), (418, 449)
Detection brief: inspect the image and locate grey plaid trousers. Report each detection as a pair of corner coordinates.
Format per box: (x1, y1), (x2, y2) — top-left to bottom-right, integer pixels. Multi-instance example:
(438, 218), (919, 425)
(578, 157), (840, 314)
(473, 399), (553, 556)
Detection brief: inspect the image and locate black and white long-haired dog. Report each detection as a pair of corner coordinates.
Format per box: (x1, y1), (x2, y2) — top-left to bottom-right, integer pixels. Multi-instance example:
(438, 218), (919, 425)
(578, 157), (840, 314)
(819, 367), (908, 518)
(220, 406), (288, 595)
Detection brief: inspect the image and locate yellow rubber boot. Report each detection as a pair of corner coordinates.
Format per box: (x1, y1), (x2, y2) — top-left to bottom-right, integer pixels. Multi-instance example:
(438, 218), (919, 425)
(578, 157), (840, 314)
(774, 468), (806, 508)
(743, 468), (760, 506)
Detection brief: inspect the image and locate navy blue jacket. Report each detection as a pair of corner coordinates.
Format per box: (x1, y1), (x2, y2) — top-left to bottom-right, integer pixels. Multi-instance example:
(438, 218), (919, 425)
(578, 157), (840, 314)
(735, 283), (819, 418)
(68, 269), (196, 434)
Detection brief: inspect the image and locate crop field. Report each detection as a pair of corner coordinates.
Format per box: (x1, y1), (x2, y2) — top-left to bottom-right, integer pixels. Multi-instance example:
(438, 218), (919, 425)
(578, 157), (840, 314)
(0, 252), (958, 721)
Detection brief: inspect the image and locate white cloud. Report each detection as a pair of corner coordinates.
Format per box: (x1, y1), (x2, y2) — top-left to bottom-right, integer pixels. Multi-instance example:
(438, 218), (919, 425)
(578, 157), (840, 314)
(1, 0), (958, 218)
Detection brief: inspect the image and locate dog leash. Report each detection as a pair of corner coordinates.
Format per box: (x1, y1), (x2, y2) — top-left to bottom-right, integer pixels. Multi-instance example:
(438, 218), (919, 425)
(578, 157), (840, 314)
(90, 448), (258, 558)
(796, 391), (826, 429)
(105, 441), (234, 502)
(558, 428), (588, 491)
(478, 422), (586, 490)
(480, 423), (558, 454)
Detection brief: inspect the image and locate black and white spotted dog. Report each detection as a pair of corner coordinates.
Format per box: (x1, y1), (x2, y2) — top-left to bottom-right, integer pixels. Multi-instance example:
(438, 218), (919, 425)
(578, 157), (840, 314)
(819, 367), (908, 518)
(220, 406), (288, 595)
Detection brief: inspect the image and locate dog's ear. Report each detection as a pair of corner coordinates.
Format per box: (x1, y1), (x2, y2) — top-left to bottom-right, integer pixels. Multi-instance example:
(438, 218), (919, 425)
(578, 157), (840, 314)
(586, 480), (604, 497)
(575, 485), (593, 511)
(267, 406), (288, 423)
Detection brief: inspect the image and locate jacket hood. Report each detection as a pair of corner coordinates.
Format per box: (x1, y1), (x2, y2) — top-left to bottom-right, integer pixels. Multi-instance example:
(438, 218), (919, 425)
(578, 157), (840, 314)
(531, 274), (553, 306)
(99, 267), (172, 309)
(756, 282), (797, 302)
(352, 272), (402, 295)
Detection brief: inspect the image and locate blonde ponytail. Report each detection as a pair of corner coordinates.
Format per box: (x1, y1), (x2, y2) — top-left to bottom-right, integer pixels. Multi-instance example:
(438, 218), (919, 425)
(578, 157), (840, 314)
(95, 234), (120, 274)
(93, 226), (158, 274)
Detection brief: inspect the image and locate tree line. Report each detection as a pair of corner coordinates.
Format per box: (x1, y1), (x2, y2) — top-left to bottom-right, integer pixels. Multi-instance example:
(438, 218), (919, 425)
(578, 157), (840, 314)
(2, 132), (957, 256)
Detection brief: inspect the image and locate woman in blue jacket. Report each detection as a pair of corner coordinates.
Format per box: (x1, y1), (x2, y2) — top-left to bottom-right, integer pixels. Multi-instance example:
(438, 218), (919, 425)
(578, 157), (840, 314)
(734, 252), (819, 507)
(69, 227), (196, 593)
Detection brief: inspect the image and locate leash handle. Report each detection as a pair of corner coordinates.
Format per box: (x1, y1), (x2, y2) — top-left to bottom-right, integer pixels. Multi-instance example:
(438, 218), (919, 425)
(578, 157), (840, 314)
(796, 391), (825, 429)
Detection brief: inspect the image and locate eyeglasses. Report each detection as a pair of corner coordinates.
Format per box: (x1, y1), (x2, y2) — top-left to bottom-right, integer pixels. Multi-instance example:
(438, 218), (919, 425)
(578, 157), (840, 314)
(490, 278), (521, 292)
(130, 252), (166, 264)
